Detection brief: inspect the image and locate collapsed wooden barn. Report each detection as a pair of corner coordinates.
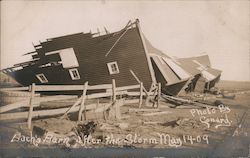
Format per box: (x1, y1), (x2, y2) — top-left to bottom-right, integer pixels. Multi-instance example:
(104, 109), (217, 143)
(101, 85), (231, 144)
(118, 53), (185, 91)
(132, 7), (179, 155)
(1, 19), (192, 95)
(2, 20), (154, 91)
(1, 19), (220, 96)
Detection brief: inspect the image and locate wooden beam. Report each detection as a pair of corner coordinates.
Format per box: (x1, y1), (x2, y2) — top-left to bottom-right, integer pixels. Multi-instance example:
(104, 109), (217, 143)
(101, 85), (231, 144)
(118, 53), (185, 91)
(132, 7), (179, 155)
(157, 83), (161, 108)
(145, 83), (155, 106)
(116, 84), (140, 91)
(135, 19), (157, 84)
(115, 100), (121, 120)
(129, 69), (149, 96)
(27, 83), (35, 129)
(112, 79), (121, 120)
(105, 28), (129, 57)
(139, 82), (143, 108)
(86, 90), (127, 100)
(62, 97), (82, 117)
(87, 84), (112, 90)
(112, 79), (116, 102)
(78, 82), (88, 121)
(33, 84), (112, 92)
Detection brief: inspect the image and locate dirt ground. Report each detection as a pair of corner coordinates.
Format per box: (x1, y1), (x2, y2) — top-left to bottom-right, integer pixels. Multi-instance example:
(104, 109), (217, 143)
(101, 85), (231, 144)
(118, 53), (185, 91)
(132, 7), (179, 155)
(0, 84), (250, 157)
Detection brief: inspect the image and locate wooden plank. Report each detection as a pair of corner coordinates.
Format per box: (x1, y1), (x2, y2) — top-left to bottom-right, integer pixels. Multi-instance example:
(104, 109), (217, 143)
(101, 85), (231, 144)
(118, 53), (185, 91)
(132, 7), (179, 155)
(116, 84), (140, 91)
(157, 83), (161, 108)
(139, 82), (143, 108)
(62, 97), (82, 117)
(0, 87), (29, 91)
(0, 99), (31, 113)
(162, 94), (192, 104)
(141, 111), (171, 116)
(34, 84), (112, 92)
(162, 94), (218, 109)
(135, 19), (157, 84)
(78, 82), (88, 121)
(115, 100), (121, 120)
(87, 92), (112, 99)
(105, 28), (129, 57)
(129, 69), (150, 96)
(87, 84), (112, 90)
(35, 85), (85, 91)
(27, 83), (35, 129)
(86, 91), (127, 100)
(112, 79), (116, 102)
(112, 79), (121, 120)
(145, 83), (155, 106)
(0, 95), (77, 113)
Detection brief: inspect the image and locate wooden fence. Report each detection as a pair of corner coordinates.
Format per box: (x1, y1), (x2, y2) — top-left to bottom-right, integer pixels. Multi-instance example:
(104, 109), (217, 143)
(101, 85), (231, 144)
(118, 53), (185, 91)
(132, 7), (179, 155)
(0, 79), (161, 129)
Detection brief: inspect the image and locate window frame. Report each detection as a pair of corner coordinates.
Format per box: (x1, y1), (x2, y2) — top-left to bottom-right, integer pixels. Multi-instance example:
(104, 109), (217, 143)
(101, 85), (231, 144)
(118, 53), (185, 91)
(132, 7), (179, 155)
(69, 68), (81, 80)
(36, 73), (48, 83)
(107, 61), (120, 75)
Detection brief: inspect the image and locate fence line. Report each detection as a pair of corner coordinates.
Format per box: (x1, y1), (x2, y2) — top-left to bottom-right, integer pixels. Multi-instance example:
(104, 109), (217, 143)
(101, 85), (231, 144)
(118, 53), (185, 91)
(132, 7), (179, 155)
(0, 79), (161, 129)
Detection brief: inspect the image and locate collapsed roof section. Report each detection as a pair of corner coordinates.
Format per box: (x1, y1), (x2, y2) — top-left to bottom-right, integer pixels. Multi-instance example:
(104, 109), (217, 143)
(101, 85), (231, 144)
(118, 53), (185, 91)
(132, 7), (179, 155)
(177, 55), (221, 82)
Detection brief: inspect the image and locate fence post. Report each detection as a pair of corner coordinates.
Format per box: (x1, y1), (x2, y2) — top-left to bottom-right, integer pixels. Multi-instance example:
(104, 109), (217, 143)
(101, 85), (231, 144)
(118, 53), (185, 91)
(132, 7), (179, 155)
(157, 83), (161, 108)
(112, 79), (121, 120)
(145, 83), (154, 106)
(27, 83), (35, 130)
(139, 82), (143, 108)
(112, 79), (116, 102)
(78, 81), (88, 121)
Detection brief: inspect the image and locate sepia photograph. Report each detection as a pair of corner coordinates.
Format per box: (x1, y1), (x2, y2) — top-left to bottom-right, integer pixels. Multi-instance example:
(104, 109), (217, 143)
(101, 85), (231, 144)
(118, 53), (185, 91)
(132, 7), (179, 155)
(0, 0), (249, 157)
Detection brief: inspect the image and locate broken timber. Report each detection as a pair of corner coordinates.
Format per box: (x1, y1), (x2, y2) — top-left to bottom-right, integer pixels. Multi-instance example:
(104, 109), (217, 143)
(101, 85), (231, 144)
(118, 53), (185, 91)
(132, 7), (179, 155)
(161, 94), (219, 109)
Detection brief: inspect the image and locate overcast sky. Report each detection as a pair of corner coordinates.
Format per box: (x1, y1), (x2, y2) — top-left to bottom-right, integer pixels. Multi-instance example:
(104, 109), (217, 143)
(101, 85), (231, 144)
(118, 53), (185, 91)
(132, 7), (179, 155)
(1, 1), (249, 81)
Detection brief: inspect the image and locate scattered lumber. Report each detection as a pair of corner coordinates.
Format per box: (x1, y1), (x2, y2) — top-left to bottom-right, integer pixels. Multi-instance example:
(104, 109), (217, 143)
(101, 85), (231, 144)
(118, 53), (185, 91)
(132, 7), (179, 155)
(161, 94), (218, 109)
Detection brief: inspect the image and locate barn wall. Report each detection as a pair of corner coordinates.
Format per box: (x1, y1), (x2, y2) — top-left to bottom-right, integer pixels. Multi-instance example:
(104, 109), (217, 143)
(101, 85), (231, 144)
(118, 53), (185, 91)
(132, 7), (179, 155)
(12, 27), (154, 90)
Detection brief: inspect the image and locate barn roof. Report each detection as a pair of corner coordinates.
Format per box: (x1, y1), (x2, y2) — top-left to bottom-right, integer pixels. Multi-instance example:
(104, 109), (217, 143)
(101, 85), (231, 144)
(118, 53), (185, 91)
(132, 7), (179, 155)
(176, 55), (221, 82)
(202, 67), (222, 82)
(150, 55), (191, 85)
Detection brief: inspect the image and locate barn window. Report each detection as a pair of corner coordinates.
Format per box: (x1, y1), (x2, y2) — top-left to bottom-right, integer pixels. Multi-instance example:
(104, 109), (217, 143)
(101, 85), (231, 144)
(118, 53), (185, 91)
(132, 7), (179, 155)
(36, 73), (48, 83)
(107, 61), (120, 75)
(69, 68), (80, 80)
